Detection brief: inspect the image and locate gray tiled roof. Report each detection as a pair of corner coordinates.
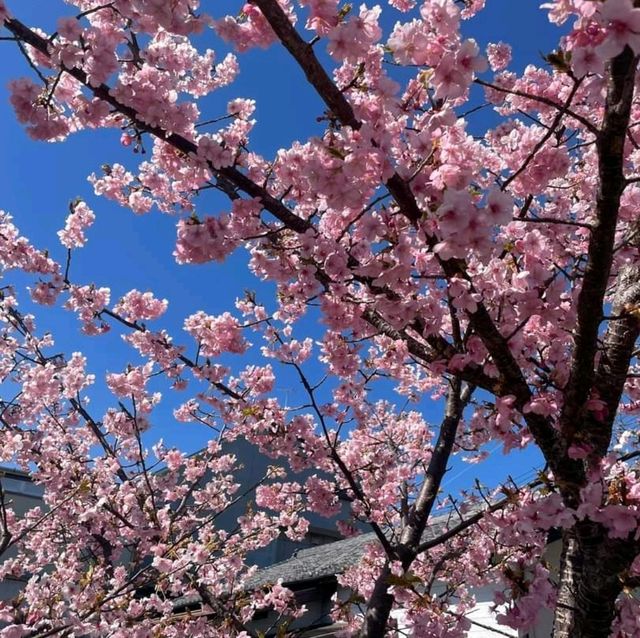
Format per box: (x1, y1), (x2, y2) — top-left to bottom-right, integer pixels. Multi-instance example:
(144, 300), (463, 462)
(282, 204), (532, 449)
(247, 511), (455, 589)
(172, 509), (470, 611)
(247, 532), (374, 588)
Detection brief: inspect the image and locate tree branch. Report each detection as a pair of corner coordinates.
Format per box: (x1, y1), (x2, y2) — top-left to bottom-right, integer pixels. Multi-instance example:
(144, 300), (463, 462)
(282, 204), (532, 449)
(3, 18), (313, 235)
(501, 78), (583, 191)
(559, 47), (638, 455)
(249, 0), (423, 223)
(398, 378), (474, 562)
(474, 78), (598, 135)
(587, 263), (640, 457)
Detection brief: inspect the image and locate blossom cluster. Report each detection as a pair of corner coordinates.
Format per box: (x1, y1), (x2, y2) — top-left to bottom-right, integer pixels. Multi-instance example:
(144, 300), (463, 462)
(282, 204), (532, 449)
(1, 0), (640, 634)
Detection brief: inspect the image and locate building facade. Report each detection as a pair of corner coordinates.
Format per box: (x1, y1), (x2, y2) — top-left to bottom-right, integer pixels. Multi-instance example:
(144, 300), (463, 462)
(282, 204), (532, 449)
(0, 467), (45, 601)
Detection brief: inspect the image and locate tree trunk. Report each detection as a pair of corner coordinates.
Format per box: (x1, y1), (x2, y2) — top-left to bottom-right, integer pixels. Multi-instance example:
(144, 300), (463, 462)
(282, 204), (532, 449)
(553, 523), (635, 638)
(360, 564), (395, 638)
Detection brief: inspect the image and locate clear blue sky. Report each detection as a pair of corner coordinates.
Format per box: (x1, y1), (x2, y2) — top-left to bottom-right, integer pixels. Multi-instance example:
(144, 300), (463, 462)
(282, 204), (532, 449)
(0, 1), (563, 493)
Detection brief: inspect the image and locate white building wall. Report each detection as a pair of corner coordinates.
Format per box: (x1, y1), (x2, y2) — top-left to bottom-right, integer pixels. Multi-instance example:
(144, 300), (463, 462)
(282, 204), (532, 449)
(390, 584), (517, 637)
(466, 585), (517, 636)
(517, 540), (562, 638)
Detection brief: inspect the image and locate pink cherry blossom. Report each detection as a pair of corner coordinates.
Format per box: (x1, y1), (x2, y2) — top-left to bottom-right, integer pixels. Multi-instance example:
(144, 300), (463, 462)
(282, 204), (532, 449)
(114, 290), (168, 322)
(571, 46), (606, 77)
(487, 42), (512, 71)
(174, 215), (237, 264)
(597, 0), (640, 58)
(1, 1), (640, 635)
(57, 200), (95, 249)
(184, 311), (248, 357)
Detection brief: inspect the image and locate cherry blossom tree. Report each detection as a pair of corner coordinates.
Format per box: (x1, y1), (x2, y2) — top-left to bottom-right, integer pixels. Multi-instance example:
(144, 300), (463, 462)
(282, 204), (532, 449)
(1, 0), (640, 636)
